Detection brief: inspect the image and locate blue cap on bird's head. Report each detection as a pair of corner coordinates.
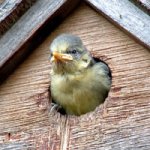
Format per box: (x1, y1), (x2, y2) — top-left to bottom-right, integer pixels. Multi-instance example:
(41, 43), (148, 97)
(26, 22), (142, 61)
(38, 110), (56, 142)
(50, 33), (83, 53)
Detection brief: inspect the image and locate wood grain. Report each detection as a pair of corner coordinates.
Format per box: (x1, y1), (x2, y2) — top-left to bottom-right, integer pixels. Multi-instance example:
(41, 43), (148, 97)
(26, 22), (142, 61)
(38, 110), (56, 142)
(85, 0), (150, 50)
(0, 0), (80, 83)
(0, 2), (150, 149)
(132, 0), (150, 14)
(0, 0), (36, 35)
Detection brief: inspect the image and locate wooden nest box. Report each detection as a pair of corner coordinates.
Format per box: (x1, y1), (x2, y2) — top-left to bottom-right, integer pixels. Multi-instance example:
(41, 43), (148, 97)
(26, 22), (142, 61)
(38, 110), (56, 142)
(0, 0), (150, 149)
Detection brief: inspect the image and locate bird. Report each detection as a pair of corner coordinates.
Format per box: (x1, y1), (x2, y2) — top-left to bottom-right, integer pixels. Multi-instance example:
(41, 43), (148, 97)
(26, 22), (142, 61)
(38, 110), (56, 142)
(50, 34), (111, 116)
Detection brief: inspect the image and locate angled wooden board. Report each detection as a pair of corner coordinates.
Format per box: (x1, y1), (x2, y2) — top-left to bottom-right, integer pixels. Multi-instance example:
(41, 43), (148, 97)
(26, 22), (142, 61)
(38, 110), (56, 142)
(0, 3), (150, 149)
(0, 0), (36, 35)
(133, 0), (150, 13)
(0, 0), (80, 83)
(85, 0), (150, 49)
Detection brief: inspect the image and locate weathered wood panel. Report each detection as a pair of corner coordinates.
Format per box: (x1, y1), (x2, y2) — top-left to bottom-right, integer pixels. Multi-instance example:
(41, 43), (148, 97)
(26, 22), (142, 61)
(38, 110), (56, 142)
(85, 0), (150, 49)
(0, 0), (36, 35)
(132, 0), (150, 13)
(0, 3), (150, 150)
(0, 0), (80, 83)
(138, 0), (150, 9)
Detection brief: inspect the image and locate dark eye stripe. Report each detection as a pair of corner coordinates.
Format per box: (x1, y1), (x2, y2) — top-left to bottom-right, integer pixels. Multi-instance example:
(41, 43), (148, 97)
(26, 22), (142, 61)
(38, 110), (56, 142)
(72, 50), (77, 54)
(67, 49), (77, 54)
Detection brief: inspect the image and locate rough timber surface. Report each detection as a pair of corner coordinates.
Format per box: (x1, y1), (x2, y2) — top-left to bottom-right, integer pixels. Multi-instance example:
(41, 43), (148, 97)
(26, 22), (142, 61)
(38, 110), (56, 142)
(133, 0), (150, 13)
(0, 0), (36, 35)
(0, 0), (80, 83)
(85, 0), (150, 49)
(0, 3), (150, 150)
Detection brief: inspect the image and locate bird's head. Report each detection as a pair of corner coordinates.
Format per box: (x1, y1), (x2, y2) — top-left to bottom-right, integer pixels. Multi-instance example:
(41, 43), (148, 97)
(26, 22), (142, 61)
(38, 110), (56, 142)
(50, 34), (94, 74)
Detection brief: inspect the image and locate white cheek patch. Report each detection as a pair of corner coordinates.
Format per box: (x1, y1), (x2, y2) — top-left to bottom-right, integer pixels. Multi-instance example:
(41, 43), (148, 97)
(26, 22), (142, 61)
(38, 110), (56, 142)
(78, 60), (89, 69)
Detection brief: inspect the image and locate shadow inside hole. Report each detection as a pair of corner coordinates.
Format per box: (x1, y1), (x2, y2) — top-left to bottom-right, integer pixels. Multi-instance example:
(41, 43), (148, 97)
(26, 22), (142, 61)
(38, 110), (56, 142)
(50, 57), (112, 116)
(51, 99), (67, 115)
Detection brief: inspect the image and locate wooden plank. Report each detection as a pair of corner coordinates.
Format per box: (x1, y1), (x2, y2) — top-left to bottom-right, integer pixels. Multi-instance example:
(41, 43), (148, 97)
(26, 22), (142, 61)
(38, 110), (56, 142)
(0, 0), (80, 83)
(132, 0), (150, 14)
(85, 0), (150, 49)
(0, 3), (150, 149)
(138, 0), (150, 9)
(0, 0), (36, 35)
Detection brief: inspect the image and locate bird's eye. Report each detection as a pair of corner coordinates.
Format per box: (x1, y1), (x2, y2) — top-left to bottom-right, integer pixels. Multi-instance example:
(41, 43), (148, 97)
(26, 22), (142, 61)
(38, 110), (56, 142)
(67, 49), (78, 55)
(71, 49), (77, 54)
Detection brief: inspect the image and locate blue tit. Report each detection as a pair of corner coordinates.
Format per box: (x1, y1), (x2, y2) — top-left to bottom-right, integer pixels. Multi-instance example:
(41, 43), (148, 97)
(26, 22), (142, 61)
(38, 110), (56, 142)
(50, 34), (111, 116)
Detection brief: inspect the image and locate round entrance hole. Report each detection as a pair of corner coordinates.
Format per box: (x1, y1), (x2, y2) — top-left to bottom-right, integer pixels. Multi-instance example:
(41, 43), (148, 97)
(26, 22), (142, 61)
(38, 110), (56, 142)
(50, 56), (112, 116)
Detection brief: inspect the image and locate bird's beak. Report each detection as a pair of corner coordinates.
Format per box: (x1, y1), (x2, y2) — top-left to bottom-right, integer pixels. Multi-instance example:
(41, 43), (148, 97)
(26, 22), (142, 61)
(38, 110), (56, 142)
(51, 52), (73, 62)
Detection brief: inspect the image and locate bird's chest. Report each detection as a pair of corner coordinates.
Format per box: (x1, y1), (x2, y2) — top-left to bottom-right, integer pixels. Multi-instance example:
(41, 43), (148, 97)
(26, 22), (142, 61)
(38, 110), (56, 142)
(51, 72), (101, 115)
(51, 75), (74, 93)
(51, 74), (77, 108)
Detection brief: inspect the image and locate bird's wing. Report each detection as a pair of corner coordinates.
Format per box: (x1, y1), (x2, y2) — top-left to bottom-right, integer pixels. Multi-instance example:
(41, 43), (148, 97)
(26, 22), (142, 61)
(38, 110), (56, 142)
(93, 62), (112, 89)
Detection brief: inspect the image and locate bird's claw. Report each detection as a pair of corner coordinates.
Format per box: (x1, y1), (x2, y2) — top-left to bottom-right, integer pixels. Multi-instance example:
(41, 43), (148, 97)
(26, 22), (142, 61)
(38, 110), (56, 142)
(50, 103), (61, 113)
(49, 102), (66, 115)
